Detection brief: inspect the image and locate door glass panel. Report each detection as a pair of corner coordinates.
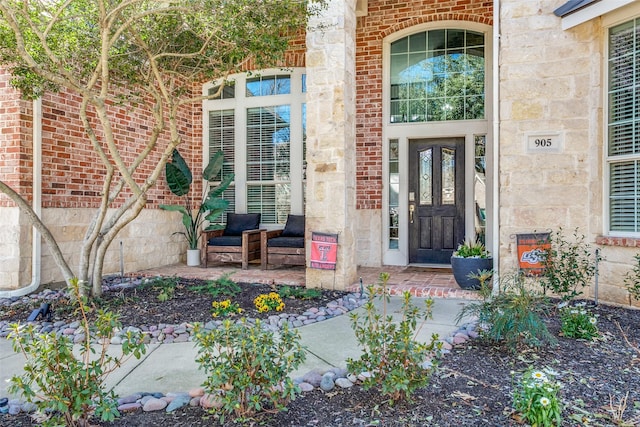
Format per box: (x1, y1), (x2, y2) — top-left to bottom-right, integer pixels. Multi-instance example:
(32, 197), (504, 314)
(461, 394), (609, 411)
(442, 147), (455, 205)
(419, 148), (433, 205)
(389, 139), (399, 249)
(474, 135), (486, 244)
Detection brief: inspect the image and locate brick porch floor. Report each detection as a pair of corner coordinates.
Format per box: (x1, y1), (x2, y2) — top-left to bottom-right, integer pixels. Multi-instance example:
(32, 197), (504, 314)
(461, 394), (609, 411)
(135, 263), (479, 299)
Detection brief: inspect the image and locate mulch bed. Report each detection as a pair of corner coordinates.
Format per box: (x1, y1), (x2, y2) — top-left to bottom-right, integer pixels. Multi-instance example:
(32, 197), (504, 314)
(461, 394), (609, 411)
(1, 279), (640, 426)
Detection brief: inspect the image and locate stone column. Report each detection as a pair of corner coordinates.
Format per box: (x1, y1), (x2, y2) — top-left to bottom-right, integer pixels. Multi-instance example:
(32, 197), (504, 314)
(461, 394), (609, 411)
(305, 0), (357, 290)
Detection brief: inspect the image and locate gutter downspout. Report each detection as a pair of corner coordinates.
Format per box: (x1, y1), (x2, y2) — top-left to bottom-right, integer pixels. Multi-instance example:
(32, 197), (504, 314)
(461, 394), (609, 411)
(492, 0), (500, 290)
(0, 98), (42, 298)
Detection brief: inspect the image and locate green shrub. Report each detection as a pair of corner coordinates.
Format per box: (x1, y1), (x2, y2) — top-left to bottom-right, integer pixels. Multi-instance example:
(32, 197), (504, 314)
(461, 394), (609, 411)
(193, 319), (305, 423)
(142, 276), (178, 302)
(559, 302), (598, 340)
(623, 254), (640, 305)
(189, 273), (241, 298)
(8, 278), (146, 427)
(540, 228), (599, 301)
(278, 285), (323, 300)
(513, 367), (562, 427)
(457, 272), (556, 351)
(347, 272), (441, 403)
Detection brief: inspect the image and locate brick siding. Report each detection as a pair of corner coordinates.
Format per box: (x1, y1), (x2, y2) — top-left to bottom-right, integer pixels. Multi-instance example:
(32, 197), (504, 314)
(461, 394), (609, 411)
(354, 0), (493, 210)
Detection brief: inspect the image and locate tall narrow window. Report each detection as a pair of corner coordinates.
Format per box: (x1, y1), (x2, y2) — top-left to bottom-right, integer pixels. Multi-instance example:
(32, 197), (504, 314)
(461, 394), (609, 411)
(246, 106), (291, 223)
(608, 19), (640, 233)
(474, 135), (486, 243)
(208, 110), (236, 216)
(389, 139), (399, 249)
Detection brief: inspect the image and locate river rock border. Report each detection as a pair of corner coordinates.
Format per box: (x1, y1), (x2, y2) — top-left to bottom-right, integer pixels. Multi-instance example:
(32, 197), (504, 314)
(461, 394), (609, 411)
(0, 279), (481, 418)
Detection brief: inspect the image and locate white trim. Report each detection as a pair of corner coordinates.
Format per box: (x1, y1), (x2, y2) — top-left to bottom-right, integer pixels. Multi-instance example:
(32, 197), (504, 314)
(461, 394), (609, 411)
(603, 12), (640, 237)
(381, 22), (493, 266)
(560, 0), (635, 30)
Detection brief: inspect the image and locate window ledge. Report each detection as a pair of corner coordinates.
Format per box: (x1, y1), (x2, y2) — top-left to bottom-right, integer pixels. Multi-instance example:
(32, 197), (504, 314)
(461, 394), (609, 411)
(596, 236), (640, 247)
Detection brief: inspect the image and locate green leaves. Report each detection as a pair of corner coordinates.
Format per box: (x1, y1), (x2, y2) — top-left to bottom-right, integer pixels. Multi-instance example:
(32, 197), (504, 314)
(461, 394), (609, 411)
(160, 148), (233, 249)
(193, 318), (305, 419)
(347, 273), (441, 403)
(8, 278), (146, 426)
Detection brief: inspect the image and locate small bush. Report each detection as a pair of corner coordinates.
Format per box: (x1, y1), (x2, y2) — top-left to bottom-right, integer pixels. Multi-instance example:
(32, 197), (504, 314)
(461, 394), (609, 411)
(559, 302), (598, 340)
(540, 228), (599, 301)
(254, 292), (285, 313)
(190, 273), (241, 298)
(278, 285), (322, 300)
(8, 278), (146, 427)
(513, 367), (562, 427)
(193, 319), (305, 422)
(457, 272), (556, 351)
(347, 272), (441, 403)
(623, 254), (640, 305)
(142, 276), (178, 302)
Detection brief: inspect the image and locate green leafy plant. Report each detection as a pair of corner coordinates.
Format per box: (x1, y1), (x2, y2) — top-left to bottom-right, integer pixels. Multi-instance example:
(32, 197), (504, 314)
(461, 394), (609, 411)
(513, 367), (562, 427)
(211, 299), (243, 318)
(278, 285), (323, 300)
(8, 278), (146, 427)
(559, 302), (599, 340)
(623, 254), (640, 305)
(540, 228), (600, 301)
(457, 272), (556, 351)
(193, 319), (305, 422)
(347, 272), (442, 403)
(160, 149), (234, 249)
(142, 276), (179, 302)
(254, 292), (285, 313)
(453, 239), (491, 258)
(190, 273), (241, 298)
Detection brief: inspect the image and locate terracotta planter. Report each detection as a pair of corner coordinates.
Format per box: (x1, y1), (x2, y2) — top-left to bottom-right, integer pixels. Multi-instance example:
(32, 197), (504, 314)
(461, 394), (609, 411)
(450, 256), (493, 290)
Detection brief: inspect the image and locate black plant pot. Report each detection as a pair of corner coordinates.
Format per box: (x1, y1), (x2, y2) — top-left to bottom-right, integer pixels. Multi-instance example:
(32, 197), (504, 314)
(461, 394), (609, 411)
(450, 256), (493, 290)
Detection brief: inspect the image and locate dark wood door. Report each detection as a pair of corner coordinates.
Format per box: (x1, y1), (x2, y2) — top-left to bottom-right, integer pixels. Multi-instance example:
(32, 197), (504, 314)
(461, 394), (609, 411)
(409, 138), (465, 264)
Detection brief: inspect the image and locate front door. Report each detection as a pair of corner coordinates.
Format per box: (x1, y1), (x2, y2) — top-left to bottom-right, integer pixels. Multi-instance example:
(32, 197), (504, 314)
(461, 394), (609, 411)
(408, 138), (465, 264)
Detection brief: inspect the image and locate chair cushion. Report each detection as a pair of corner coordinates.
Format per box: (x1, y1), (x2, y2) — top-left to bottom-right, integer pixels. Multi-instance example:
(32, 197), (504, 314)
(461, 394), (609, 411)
(267, 236), (305, 248)
(224, 213), (261, 236)
(281, 214), (305, 237)
(208, 235), (242, 246)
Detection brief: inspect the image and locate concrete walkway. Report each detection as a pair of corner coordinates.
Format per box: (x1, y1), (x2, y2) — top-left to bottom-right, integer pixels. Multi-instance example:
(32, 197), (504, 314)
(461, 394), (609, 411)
(1, 296), (473, 400)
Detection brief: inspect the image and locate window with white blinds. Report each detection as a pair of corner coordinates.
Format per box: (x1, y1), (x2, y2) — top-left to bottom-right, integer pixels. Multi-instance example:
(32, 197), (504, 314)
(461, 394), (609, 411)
(208, 109), (236, 218)
(204, 69), (306, 225)
(608, 18), (640, 233)
(247, 105), (292, 223)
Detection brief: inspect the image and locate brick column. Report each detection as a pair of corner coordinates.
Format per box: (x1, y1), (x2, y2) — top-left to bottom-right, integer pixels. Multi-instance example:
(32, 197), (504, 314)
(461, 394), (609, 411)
(305, 0), (357, 290)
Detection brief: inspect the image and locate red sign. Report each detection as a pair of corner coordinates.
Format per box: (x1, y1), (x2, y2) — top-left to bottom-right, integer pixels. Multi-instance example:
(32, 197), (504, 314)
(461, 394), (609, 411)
(517, 232), (551, 276)
(310, 232), (338, 270)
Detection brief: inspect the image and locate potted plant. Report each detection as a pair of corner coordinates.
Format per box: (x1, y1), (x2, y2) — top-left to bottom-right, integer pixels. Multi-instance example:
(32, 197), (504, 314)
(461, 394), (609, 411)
(450, 239), (493, 290)
(160, 149), (233, 266)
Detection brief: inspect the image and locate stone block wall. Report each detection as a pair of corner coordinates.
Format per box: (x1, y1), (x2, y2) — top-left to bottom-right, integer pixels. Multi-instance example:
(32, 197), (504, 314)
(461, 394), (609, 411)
(499, 0), (640, 307)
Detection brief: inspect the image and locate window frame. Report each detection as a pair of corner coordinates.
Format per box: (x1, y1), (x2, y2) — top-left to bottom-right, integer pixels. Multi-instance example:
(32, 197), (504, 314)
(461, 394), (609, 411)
(604, 6), (640, 237)
(202, 68), (307, 225)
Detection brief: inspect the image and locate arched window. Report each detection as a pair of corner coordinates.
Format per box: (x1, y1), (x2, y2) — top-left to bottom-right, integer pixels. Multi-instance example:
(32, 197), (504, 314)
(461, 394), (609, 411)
(389, 29), (485, 123)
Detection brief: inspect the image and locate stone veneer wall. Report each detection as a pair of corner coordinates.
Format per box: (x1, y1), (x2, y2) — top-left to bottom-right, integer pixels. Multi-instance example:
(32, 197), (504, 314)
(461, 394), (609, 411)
(499, 0), (639, 307)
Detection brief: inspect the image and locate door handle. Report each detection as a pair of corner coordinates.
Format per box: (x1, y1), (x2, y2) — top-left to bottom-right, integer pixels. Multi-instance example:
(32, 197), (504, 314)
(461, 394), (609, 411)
(409, 204), (415, 223)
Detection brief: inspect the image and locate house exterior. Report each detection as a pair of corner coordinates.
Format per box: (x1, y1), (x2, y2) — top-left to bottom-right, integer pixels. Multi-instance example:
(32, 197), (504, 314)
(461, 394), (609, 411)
(1, 0), (639, 307)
